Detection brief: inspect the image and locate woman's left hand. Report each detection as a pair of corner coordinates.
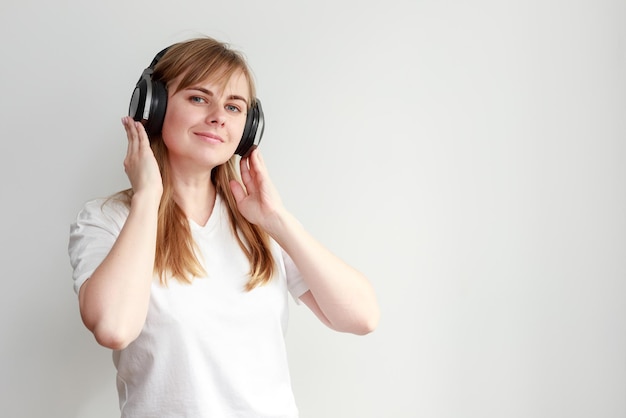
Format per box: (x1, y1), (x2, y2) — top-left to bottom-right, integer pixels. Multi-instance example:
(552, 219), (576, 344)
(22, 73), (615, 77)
(229, 149), (286, 234)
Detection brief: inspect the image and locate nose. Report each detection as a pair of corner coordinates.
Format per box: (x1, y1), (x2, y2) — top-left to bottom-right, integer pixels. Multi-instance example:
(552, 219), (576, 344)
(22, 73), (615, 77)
(206, 105), (226, 126)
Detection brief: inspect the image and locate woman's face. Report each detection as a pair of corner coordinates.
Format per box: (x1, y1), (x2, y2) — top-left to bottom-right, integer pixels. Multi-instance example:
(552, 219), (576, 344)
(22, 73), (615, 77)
(161, 69), (250, 172)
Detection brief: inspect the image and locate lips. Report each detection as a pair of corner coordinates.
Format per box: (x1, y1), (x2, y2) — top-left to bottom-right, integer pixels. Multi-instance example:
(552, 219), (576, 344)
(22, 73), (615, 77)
(194, 131), (224, 143)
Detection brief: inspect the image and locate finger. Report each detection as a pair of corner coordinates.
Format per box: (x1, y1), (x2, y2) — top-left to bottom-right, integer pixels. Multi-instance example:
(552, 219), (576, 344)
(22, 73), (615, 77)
(229, 179), (246, 204)
(124, 117), (144, 156)
(248, 150), (274, 195)
(248, 149), (268, 180)
(122, 117), (135, 155)
(134, 121), (152, 157)
(134, 120), (150, 146)
(239, 155), (255, 191)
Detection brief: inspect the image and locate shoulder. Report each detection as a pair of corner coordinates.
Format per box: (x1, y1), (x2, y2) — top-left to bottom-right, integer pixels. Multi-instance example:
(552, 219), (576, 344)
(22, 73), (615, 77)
(73, 193), (131, 232)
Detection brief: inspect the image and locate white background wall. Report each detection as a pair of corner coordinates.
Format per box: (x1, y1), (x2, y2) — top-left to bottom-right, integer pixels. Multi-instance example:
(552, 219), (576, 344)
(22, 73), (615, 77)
(1, 1), (624, 417)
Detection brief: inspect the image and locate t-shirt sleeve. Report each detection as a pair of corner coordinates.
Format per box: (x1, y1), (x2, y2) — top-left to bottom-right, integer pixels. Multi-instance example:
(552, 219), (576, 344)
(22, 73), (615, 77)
(68, 198), (128, 295)
(281, 248), (309, 304)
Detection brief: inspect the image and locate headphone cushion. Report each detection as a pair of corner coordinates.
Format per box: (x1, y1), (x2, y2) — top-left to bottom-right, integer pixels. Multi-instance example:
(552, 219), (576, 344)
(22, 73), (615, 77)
(236, 100), (264, 157)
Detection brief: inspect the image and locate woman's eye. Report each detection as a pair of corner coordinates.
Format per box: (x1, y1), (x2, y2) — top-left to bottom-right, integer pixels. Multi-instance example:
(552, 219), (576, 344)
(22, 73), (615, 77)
(226, 104), (241, 113)
(190, 96), (206, 104)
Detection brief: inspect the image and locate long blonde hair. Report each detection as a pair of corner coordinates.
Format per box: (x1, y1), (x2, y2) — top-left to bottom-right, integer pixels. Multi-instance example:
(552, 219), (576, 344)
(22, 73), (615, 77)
(122, 37), (275, 290)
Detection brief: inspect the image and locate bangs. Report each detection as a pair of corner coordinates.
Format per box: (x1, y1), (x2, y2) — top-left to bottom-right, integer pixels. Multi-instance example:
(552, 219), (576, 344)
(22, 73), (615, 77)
(153, 39), (256, 105)
(173, 54), (246, 95)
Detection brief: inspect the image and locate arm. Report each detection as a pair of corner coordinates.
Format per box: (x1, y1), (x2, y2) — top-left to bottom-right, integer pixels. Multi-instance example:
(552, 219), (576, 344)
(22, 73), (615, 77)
(230, 150), (380, 335)
(78, 118), (163, 350)
(275, 212), (380, 335)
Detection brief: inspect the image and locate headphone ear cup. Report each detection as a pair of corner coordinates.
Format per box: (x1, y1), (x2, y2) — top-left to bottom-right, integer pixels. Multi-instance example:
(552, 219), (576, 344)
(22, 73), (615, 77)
(129, 77), (149, 122)
(143, 80), (168, 136)
(236, 99), (265, 157)
(129, 49), (170, 139)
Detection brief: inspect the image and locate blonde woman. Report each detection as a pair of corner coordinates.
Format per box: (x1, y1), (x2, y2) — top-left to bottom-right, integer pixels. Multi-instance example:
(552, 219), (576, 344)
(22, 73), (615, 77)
(68, 37), (379, 417)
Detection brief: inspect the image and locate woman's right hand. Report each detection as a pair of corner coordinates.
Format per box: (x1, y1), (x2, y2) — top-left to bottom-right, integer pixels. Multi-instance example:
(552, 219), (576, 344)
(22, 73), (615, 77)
(121, 117), (163, 200)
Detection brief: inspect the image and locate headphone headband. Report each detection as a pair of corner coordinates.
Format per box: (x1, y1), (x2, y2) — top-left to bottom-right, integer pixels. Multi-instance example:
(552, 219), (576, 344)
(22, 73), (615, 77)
(149, 47), (169, 68)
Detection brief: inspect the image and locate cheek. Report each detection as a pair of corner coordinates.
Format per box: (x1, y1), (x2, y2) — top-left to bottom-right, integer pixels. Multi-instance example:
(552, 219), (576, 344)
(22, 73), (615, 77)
(231, 116), (248, 142)
(160, 120), (175, 150)
(231, 126), (244, 145)
(160, 105), (190, 143)
(162, 105), (184, 132)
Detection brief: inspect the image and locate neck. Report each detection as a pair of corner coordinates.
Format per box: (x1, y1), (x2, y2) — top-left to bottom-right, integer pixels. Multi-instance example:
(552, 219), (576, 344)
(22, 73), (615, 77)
(171, 174), (217, 227)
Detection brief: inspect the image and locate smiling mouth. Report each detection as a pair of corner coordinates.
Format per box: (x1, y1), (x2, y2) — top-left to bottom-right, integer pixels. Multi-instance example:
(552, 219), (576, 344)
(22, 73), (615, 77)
(195, 132), (224, 142)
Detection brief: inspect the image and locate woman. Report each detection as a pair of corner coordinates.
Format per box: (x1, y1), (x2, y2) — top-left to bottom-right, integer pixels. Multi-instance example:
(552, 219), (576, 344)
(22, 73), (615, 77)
(68, 37), (379, 417)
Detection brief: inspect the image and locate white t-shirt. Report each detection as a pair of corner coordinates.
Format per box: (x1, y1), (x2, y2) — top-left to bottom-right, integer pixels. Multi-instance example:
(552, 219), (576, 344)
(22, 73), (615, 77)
(68, 194), (309, 418)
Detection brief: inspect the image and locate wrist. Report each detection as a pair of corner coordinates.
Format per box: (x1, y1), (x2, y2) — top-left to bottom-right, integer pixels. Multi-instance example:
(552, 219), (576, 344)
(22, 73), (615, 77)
(264, 209), (300, 245)
(131, 188), (162, 211)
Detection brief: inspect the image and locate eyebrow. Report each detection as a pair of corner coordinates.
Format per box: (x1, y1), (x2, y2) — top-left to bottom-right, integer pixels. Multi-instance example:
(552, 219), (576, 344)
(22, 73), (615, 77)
(187, 87), (249, 107)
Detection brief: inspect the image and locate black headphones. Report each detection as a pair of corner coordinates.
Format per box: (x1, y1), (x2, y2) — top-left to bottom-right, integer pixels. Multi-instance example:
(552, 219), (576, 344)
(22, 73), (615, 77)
(128, 47), (264, 157)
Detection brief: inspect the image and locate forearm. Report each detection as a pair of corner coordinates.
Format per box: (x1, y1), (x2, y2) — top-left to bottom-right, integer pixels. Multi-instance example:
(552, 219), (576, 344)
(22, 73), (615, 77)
(269, 211), (380, 334)
(79, 192), (160, 349)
